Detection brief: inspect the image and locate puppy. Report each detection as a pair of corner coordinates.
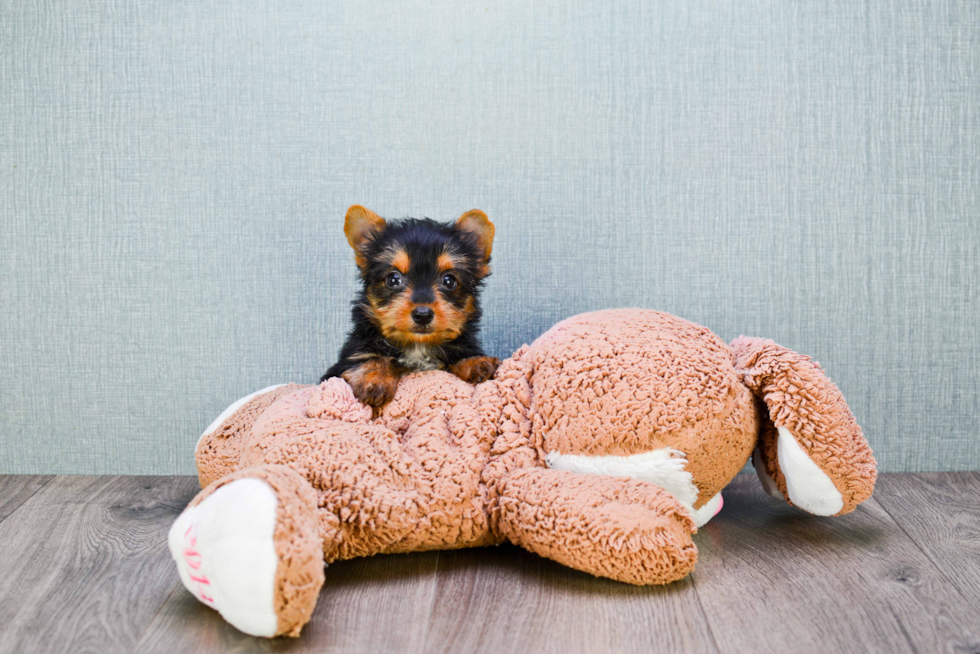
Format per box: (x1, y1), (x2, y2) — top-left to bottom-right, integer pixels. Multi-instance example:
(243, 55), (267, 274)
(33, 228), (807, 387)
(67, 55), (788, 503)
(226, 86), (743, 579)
(322, 205), (500, 409)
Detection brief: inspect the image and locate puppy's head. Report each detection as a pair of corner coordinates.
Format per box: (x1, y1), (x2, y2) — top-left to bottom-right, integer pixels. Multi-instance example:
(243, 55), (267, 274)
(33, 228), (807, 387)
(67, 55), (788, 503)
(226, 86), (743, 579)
(344, 205), (494, 347)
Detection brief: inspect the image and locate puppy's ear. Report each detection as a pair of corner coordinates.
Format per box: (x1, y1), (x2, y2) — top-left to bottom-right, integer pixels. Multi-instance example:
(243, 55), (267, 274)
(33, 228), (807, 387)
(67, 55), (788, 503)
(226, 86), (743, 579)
(454, 209), (494, 266)
(344, 205), (386, 268)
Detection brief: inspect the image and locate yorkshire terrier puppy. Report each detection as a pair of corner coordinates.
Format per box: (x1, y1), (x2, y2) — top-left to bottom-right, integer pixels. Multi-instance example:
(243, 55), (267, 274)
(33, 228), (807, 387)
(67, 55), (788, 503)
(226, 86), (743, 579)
(322, 205), (500, 409)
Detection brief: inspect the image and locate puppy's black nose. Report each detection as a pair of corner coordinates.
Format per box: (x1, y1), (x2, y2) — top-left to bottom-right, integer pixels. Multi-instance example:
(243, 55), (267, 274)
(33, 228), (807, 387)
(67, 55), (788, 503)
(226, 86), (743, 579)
(411, 306), (435, 326)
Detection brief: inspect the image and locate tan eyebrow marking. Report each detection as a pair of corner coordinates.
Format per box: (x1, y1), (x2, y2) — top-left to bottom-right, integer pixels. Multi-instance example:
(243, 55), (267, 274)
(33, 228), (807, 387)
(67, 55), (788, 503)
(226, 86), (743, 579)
(390, 249), (410, 274)
(437, 253), (456, 272)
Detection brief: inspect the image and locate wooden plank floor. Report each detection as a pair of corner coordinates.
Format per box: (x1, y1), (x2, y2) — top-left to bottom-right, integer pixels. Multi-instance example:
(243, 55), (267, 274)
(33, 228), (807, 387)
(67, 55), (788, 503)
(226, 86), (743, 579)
(0, 473), (977, 654)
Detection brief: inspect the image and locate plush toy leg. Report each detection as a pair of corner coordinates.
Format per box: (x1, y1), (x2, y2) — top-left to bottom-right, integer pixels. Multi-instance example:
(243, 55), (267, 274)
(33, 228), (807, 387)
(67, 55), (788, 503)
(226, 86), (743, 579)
(496, 468), (698, 585)
(731, 337), (877, 516)
(168, 464), (325, 638)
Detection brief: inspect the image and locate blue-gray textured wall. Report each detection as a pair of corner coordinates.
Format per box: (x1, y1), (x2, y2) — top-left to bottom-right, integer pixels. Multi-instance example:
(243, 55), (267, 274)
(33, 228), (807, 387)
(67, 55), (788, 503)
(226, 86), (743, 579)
(1, 1), (977, 474)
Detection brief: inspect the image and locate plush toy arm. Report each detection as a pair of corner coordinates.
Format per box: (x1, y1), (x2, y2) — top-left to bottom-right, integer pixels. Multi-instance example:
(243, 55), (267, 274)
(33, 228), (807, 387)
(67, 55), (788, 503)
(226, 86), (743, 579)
(196, 379), (373, 488)
(196, 384), (308, 487)
(496, 468), (698, 585)
(730, 337), (876, 516)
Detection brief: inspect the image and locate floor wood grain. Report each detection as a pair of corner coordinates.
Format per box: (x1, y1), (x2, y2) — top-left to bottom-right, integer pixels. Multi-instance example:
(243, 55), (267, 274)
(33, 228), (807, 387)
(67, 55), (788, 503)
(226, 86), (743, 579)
(691, 476), (980, 654)
(423, 545), (719, 654)
(0, 476), (199, 654)
(875, 472), (980, 602)
(0, 475), (53, 523)
(136, 550), (441, 654)
(0, 473), (977, 654)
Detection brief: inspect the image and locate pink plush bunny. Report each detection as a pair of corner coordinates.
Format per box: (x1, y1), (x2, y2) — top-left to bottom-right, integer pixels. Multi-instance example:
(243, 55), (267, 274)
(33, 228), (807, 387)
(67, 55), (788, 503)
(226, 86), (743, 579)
(169, 309), (876, 637)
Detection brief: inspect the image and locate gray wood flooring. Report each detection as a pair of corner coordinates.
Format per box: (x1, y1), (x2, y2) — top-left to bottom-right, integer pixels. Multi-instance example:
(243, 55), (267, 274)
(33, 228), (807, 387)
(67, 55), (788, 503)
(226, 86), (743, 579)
(0, 473), (977, 654)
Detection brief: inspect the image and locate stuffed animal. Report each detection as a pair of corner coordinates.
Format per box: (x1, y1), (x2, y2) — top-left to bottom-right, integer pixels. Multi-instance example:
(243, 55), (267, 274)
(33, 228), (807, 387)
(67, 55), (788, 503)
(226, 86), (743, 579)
(168, 309), (876, 637)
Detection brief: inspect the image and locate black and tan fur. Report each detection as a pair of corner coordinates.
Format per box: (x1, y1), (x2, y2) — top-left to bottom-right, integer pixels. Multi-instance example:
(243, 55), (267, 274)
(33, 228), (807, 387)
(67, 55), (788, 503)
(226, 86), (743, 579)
(322, 205), (499, 408)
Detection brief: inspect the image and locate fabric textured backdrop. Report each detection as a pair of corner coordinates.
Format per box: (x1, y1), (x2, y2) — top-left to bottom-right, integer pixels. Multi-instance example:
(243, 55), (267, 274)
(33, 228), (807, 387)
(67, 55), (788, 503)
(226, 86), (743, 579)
(1, 0), (977, 474)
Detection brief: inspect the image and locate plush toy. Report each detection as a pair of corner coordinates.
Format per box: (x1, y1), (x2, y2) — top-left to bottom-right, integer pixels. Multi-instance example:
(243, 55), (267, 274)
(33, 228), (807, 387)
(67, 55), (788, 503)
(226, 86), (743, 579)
(168, 309), (876, 637)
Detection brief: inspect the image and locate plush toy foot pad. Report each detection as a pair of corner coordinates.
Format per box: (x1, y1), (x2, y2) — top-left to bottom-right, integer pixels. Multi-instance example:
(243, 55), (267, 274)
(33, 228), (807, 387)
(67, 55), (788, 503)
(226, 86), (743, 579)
(692, 492), (723, 527)
(169, 466), (326, 637)
(170, 478), (281, 636)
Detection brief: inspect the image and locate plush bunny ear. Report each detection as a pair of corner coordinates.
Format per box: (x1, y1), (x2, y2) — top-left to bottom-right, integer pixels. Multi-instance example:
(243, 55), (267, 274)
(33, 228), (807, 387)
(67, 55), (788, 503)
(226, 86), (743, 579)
(344, 205), (386, 268)
(730, 336), (877, 516)
(454, 209), (494, 263)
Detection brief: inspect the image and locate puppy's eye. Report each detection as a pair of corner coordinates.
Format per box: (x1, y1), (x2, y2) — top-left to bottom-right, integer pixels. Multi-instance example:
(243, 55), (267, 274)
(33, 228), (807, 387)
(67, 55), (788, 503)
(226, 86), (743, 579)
(441, 273), (458, 290)
(385, 272), (404, 289)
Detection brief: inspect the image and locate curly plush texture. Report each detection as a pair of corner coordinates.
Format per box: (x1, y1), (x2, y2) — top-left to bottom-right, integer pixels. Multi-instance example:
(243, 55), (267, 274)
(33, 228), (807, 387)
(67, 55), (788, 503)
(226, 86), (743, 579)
(497, 468), (698, 585)
(528, 310), (760, 508)
(175, 308), (877, 638)
(197, 383), (307, 487)
(730, 336), (877, 514)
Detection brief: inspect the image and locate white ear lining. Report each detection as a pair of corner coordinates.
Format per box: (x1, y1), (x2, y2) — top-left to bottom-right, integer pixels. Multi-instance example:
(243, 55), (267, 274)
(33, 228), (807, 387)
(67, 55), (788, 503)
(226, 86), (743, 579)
(776, 427), (844, 516)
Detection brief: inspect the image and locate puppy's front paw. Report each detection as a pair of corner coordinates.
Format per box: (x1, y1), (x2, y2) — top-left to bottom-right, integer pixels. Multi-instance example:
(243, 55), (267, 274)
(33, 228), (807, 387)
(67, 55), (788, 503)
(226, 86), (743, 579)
(342, 359), (400, 408)
(449, 356), (500, 384)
